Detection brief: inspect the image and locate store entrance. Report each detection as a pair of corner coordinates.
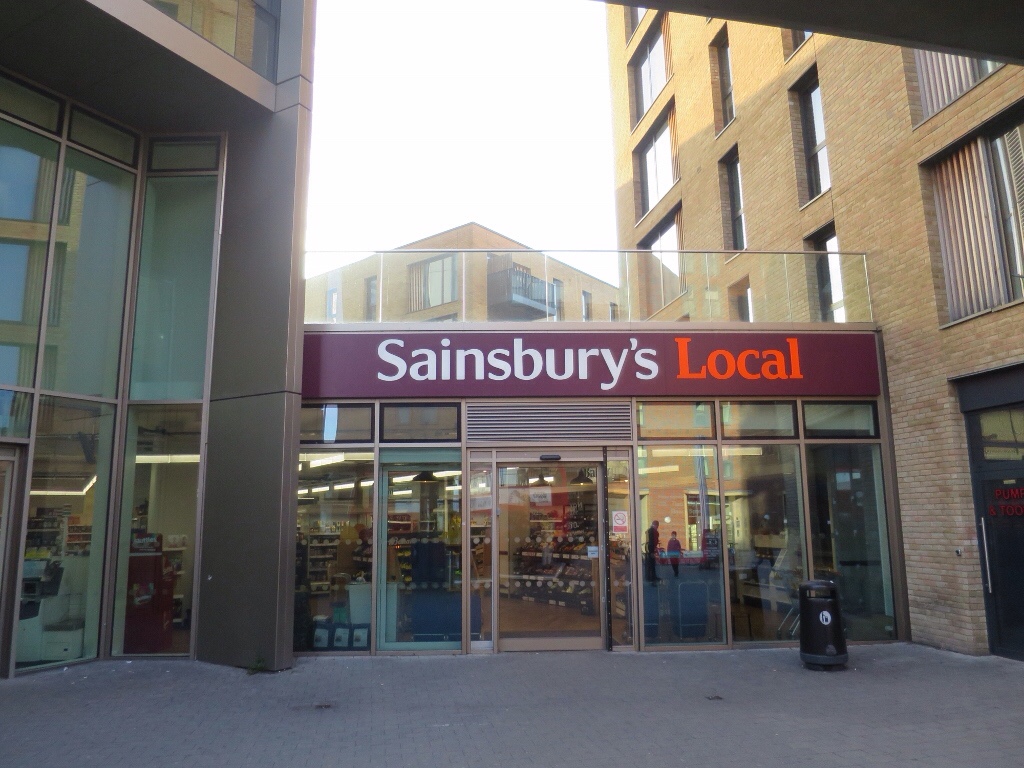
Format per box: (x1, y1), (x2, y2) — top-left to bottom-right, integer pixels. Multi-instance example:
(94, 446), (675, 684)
(492, 454), (607, 651)
(979, 472), (1024, 661)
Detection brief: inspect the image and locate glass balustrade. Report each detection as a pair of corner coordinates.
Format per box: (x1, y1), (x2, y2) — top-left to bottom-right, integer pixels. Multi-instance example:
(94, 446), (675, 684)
(304, 250), (872, 325)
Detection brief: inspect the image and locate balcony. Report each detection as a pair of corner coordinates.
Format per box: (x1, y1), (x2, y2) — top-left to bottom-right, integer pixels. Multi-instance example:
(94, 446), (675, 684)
(145, 0), (280, 79)
(303, 250), (872, 326)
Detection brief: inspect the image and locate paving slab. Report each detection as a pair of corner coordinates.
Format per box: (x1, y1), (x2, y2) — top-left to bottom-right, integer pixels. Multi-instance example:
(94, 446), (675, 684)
(1, 643), (1022, 768)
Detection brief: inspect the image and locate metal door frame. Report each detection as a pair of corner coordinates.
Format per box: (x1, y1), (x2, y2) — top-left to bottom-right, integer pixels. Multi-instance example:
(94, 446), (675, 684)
(0, 447), (23, 677)
(483, 448), (609, 652)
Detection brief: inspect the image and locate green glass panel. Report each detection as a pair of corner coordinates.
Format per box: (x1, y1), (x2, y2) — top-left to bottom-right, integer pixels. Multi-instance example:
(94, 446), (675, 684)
(0, 74), (61, 132)
(42, 149), (135, 398)
(0, 119), (58, 387)
(0, 389), (32, 438)
(130, 176), (217, 400)
(69, 109), (137, 165)
(150, 139), (220, 172)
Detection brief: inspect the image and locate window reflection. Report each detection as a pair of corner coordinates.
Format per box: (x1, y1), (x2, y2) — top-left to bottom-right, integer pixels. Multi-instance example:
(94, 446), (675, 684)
(638, 445), (725, 645)
(807, 444), (894, 640)
(17, 397), (114, 669)
(723, 445), (806, 642)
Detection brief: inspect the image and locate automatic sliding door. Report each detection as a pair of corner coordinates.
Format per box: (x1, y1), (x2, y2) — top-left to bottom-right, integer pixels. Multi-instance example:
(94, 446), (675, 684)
(497, 461), (605, 651)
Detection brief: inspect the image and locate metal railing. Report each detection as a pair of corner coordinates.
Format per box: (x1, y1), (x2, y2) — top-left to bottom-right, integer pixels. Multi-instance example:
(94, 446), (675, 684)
(304, 249), (872, 325)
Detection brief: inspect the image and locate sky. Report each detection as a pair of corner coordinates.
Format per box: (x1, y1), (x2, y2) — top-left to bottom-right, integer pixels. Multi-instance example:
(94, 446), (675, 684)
(303, 0), (620, 281)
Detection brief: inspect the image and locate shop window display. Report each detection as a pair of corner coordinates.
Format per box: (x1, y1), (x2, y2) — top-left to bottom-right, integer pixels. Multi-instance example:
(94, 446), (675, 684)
(378, 450), (465, 651)
(637, 446), (725, 645)
(294, 453), (375, 653)
(112, 405), (202, 655)
(16, 397), (114, 669)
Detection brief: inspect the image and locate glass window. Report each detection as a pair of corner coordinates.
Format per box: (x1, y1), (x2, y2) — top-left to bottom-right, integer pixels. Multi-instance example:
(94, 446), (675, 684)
(639, 118), (674, 216)
(0, 389), (31, 438)
(378, 450), (463, 651)
(799, 77), (830, 198)
(16, 396), (115, 670)
(112, 405), (202, 655)
(808, 226), (846, 322)
(409, 253), (458, 312)
(723, 150), (745, 250)
(804, 402), (879, 438)
(0, 119), (58, 388)
(300, 404), (374, 443)
(42, 149), (135, 398)
(294, 452), (375, 653)
(637, 401), (715, 439)
(68, 109), (137, 165)
(364, 276), (378, 321)
(632, 29), (667, 122)
(607, 458), (633, 647)
(130, 176), (218, 400)
(715, 35), (735, 126)
(0, 74), (61, 133)
(468, 464), (493, 643)
(977, 407), (1024, 461)
(150, 139), (220, 172)
(721, 444), (806, 642)
(381, 404), (460, 442)
(721, 401), (797, 438)
(807, 444), (894, 640)
(642, 216), (681, 308)
(582, 290), (593, 321)
(638, 445), (725, 645)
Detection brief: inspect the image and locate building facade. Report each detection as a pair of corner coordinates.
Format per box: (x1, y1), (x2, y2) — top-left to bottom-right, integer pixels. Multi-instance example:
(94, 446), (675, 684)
(607, 8), (1024, 658)
(0, 0), (313, 676)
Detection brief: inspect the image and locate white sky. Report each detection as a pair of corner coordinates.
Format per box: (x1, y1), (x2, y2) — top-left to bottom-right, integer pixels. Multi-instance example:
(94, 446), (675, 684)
(303, 0), (620, 280)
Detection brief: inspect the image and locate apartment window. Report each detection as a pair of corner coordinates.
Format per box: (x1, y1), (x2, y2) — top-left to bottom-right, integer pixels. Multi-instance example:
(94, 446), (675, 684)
(642, 215), (682, 308)
(632, 27), (668, 123)
(638, 116), (675, 216)
(783, 29), (812, 58)
(326, 288), (339, 322)
(796, 73), (830, 200)
(711, 30), (735, 130)
(410, 253), (457, 311)
(728, 276), (753, 322)
(582, 290), (593, 321)
(364, 276), (378, 321)
(808, 225), (846, 322)
(609, 302), (620, 321)
(549, 278), (564, 320)
(626, 6), (647, 38)
(914, 51), (999, 121)
(721, 148), (746, 250)
(932, 122), (1024, 321)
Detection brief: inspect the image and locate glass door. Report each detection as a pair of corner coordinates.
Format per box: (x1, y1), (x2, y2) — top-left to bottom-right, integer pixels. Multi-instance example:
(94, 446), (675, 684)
(979, 472), (1024, 660)
(1, 454), (14, 599)
(496, 457), (607, 651)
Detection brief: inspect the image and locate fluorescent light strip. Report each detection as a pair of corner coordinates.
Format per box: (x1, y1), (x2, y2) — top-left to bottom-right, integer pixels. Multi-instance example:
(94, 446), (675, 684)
(309, 454), (347, 468)
(311, 485), (330, 494)
(434, 470), (462, 478)
(297, 489), (310, 496)
(446, 485), (462, 492)
(393, 474), (416, 483)
(334, 482), (355, 490)
(135, 454), (201, 464)
(30, 475), (98, 496)
(392, 489), (412, 496)
(637, 465), (679, 475)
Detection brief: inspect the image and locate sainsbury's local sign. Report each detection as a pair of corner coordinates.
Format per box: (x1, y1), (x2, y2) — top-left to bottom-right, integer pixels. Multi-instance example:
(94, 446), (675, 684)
(302, 331), (880, 399)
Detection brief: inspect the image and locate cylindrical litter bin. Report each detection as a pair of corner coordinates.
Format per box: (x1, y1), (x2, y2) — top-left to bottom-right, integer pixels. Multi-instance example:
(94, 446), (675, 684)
(798, 580), (847, 668)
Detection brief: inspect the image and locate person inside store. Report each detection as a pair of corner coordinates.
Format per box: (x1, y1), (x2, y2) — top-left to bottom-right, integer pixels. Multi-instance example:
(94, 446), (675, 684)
(352, 526), (372, 581)
(644, 519), (660, 583)
(667, 530), (681, 577)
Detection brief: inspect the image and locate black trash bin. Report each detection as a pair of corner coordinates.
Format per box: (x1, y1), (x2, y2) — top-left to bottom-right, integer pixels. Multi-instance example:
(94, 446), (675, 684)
(798, 580), (847, 668)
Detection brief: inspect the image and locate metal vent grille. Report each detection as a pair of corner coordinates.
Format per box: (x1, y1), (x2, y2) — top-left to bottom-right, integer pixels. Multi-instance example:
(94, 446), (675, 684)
(466, 401), (633, 444)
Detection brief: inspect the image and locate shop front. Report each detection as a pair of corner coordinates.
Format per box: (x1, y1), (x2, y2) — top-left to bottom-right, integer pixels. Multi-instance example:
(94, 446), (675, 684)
(298, 327), (906, 655)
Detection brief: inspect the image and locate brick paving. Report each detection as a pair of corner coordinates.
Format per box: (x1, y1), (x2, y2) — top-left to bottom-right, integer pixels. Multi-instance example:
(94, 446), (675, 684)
(1, 643), (1022, 767)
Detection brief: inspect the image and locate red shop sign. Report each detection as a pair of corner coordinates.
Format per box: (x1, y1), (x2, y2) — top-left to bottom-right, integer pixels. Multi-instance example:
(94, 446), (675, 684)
(302, 330), (881, 399)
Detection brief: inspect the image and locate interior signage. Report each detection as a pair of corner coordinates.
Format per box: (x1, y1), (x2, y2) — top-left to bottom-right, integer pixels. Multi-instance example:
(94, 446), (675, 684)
(989, 484), (1024, 518)
(303, 331), (881, 399)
